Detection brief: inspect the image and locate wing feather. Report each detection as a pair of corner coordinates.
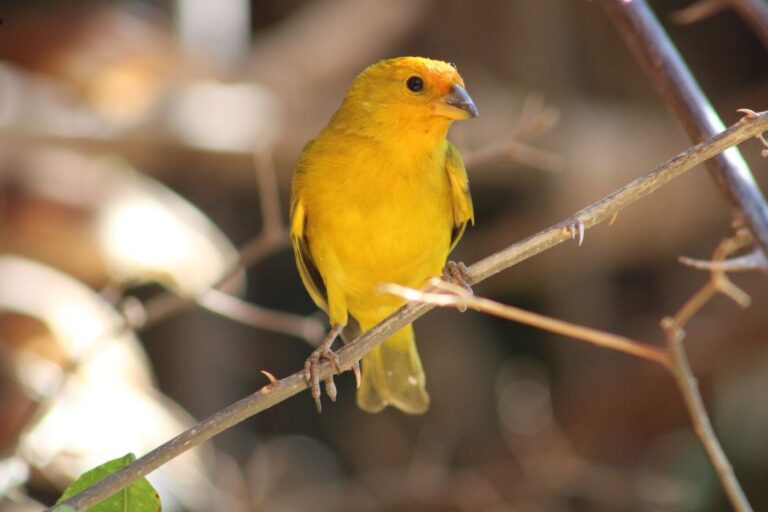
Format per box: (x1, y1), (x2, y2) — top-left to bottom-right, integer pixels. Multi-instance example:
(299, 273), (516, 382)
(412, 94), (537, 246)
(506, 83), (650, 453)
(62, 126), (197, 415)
(445, 142), (474, 252)
(290, 197), (328, 311)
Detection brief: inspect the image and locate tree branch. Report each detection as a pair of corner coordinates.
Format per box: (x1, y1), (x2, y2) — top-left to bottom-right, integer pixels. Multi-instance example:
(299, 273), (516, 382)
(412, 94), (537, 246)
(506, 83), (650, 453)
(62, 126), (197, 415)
(730, 0), (768, 50)
(52, 110), (768, 511)
(602, 0), (768, 256)
(382, 280), (671, 368)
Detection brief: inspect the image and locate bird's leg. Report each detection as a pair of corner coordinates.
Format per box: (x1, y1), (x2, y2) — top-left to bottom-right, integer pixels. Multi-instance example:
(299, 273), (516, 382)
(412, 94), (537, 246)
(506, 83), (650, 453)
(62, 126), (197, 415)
(304, 323), (344, 412)
(442, 260), (473, 312)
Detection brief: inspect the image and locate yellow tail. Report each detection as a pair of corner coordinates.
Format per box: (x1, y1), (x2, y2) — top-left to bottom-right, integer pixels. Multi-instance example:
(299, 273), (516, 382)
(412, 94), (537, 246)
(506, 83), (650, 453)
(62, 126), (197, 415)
(356, 324), (429, 414)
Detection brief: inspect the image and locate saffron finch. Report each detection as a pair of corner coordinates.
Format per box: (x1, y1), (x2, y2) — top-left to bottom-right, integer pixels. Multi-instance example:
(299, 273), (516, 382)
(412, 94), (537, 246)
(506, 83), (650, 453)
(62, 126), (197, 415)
(290, 56), (476, 413)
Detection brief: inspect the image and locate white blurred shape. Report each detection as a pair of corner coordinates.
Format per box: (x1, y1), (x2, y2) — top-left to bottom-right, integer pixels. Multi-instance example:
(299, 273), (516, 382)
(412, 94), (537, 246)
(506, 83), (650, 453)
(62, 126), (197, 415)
(0, 256), (213, 511)
(3, 147), (243, 296)
(496, 358), (553, 436)
(101, 197), (194, 284)
(95, 158), (243, 296)
(169, 80), (281, 153)
(177, 0), (250, 70)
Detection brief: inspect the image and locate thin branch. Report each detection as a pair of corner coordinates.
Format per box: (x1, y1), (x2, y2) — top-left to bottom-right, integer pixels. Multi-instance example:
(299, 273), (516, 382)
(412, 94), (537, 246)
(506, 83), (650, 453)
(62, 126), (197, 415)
(670, 0), (729, 24)
(679, 249), (768, 272)
(730, 0), (768, 51)
(52, 111), (768, 512)
(602, 0), (768, 257)
(662, 330), (753, 512)
(253, 150), (285, 236)
(139, 230), (289, 331)
(656, 232), (756, 511)
(382, 280), (671, 368)
(463, 94), (562, 173)
(197, 288), (326, 344)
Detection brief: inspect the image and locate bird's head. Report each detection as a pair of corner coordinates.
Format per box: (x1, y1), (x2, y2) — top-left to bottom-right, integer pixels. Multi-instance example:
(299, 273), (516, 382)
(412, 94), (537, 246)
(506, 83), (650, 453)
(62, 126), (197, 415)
(334, 57), (477, 138)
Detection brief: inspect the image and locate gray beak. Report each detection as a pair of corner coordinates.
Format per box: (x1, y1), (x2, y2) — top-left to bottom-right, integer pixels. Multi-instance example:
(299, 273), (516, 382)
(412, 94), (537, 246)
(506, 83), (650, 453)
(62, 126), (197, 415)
(446, 83), (478, 118)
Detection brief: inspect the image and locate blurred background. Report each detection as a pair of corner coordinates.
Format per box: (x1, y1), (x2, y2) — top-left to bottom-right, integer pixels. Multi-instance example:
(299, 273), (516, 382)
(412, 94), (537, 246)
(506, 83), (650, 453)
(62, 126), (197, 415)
(0, 0), (767, 510)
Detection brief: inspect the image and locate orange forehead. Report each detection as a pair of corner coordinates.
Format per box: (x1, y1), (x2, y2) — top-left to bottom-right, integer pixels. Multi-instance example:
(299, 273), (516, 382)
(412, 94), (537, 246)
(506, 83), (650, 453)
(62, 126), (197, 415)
(366, 56), (465, 91)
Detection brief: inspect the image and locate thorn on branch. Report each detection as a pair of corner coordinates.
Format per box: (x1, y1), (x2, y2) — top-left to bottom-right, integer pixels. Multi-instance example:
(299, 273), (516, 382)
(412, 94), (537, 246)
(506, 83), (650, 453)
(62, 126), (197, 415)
(260, 370), (278, 390)
(564, 220), (585, 246)
(737, 109), (768, 156)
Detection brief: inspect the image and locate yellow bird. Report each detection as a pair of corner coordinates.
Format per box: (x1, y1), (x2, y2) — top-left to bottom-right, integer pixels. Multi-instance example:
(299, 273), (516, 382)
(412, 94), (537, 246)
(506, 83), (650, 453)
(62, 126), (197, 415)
(290, 56), (476, 413)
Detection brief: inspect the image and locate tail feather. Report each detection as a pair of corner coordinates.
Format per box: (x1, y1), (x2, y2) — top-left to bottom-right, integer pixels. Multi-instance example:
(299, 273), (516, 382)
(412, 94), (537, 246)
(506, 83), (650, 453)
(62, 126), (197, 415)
(356, 324), (429, 414)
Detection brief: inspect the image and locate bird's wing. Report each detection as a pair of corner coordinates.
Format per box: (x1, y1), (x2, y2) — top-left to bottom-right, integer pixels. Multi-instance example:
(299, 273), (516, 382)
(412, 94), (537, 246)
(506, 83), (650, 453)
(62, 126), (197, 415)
(290, 197), (328, 311)
(446, 142), (475, 252)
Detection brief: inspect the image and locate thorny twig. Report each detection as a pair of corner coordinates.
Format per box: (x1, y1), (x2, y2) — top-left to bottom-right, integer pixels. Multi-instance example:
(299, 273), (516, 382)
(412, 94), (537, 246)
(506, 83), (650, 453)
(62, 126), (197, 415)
(602, 0), (768, 258)
(390, 232), (757, 511)
(52, 111), (768, 512)
(660, 231), (757, 512)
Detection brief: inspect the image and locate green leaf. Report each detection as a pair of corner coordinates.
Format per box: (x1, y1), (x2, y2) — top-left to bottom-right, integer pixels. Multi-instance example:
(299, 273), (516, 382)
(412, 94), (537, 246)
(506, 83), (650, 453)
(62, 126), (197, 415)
(55, 453), (161, 512)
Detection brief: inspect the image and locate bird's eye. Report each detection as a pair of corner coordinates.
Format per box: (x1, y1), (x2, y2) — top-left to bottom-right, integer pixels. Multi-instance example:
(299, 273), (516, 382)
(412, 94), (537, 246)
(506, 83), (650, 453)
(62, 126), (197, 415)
(406, 75), (424, 92)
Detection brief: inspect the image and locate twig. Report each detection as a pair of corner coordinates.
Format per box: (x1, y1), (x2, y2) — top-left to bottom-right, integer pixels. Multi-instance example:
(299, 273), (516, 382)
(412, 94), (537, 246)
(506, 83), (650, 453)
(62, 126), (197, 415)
(670, 0), (729, 24)
(138, 150), (290, 332)
(382, 280), (671, 368)
(253, 150), (285, 236)
(657, 233), (755, 511)
(602, 0), (768, 257)
(679, 249), (768, 272)
(139, 229), (289, 331)
(197, 289), (326, 343)
(730, 0), (768, 50)
(386, 276), (750, 509)
(52, 111), (768, 512)
(662, 328), (753, 512)
(463, 94), (562, 173)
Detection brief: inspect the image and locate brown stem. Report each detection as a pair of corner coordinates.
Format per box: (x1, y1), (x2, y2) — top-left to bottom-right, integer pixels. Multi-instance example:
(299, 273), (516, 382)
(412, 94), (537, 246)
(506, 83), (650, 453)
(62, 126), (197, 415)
(730, 0), (768, 50)
(52, 111), (768, 511)
(602, 0), (768, 257)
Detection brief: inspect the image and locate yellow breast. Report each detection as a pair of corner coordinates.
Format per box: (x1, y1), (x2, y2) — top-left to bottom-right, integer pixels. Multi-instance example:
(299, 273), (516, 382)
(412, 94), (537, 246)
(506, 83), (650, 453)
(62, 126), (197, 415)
(297, 136), (453, 322)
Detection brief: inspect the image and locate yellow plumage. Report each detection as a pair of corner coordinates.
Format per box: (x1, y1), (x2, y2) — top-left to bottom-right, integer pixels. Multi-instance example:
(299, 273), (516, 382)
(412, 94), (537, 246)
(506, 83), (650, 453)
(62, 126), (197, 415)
(290, 57), (476, 413)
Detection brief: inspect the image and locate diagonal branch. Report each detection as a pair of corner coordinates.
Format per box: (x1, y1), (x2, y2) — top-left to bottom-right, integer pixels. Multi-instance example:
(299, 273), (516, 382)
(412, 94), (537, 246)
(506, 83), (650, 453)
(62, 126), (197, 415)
(730, 0), (768, 50)
(601, 0), (768, 256)
(52, 111), (768, 511)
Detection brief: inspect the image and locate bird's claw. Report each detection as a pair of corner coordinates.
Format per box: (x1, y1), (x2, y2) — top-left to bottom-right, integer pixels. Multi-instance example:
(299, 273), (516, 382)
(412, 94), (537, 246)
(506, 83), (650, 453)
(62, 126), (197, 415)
(352, 360), (362, 389)
(303, 325), (343, 412)
(443, 260), (473, 312)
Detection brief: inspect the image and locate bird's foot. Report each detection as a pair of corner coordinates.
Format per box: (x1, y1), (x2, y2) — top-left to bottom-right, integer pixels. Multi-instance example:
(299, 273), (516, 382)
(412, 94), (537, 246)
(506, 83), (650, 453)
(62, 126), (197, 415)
(304, 324), (344, 412)
(442, 260), (473, 312)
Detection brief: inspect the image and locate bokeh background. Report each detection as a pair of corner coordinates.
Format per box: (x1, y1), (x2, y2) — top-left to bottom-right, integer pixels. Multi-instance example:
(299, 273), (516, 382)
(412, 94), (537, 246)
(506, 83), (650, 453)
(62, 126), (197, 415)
(1, 0), (767, 510)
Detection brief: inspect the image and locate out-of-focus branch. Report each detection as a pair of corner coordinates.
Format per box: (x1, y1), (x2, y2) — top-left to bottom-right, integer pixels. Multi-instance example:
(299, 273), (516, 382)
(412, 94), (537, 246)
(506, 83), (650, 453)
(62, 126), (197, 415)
(659, 233), (756, 512)
(464, 94), (562, 173)
(390, 235), (755, 511)
(663, 329), (752, 512)
(52, 111), (768, 512)
(138, 150), (290, 332)
(731, 0), (768, 50)
(197, 289), (325, 343)
(602, 0), (768, 257)
(673, 0), (768, 51)
(670, 0), (729, 24)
